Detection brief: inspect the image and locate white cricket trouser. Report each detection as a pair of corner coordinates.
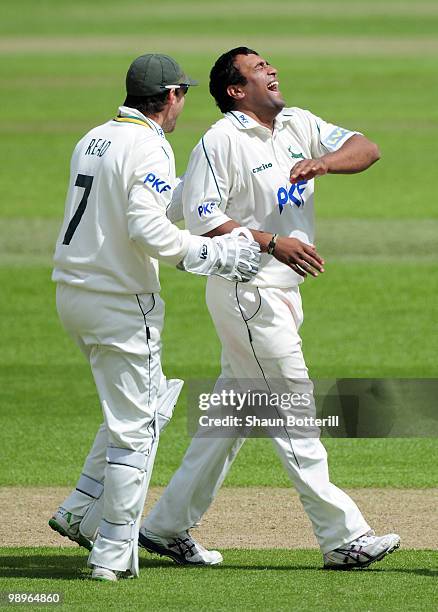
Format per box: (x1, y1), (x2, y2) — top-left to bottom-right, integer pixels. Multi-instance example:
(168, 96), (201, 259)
(143, 276), (370, 553)
(56, 284), (164, 575)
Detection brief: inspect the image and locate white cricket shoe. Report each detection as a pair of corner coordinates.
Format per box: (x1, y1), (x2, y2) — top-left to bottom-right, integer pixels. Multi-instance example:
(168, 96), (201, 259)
(91, 566), (118, 582)
(323, 531), (400, 570)
(48, 507), (93, 551)
(91, 566), (133, 582)
(139, 527), (223, 566)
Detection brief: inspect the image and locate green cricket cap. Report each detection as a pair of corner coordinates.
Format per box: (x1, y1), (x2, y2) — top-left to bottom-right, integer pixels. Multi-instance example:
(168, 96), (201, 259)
(126, 53), (198, 96)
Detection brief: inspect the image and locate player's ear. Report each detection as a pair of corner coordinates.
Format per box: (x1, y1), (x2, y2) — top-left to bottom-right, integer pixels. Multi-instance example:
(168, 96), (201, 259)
(168, 88), (183, 107)
(167, 89), (177, 105)
(227, 84), (245, 102)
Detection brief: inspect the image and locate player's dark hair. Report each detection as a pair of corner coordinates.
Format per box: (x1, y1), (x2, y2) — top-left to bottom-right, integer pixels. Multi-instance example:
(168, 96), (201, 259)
(209, 47), (259, 113)
(123, 91), (170, 116)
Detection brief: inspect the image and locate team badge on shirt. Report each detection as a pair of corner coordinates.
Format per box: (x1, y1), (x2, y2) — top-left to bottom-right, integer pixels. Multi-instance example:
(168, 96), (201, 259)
(323, 127), (350, 148)
(288, 146), (304, 160)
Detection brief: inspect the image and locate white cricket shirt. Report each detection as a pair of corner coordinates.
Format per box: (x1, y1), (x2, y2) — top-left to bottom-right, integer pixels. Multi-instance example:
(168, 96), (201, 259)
(53, 106), (191, 294)
(183, 107), (358, 288)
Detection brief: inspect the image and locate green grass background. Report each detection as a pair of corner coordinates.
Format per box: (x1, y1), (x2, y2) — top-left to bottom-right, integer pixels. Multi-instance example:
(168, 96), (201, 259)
(0, 1), (437, 609)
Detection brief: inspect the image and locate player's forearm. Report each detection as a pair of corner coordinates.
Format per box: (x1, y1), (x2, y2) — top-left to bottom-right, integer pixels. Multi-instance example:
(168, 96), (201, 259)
(322, 134), (380, 174)
(166, 176), (184, 223)
(128, 204), (191, 265)
(203, 222), (324, 276)
(204, 221), (272, 253)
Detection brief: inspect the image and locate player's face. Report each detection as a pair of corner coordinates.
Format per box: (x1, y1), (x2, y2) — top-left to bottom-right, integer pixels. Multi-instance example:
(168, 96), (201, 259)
(162, 87), (186, 133)
(230, 54), (285, 115)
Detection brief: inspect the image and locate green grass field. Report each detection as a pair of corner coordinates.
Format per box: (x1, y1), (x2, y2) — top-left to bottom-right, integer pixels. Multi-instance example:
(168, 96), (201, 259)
(1, 548), (436, 612)
(0, 1), (437, 610)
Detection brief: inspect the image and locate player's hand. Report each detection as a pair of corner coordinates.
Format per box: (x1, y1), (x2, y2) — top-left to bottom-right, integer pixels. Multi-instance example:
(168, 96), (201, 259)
(290, 158), (329, 183)
(273, 237), (325, 278)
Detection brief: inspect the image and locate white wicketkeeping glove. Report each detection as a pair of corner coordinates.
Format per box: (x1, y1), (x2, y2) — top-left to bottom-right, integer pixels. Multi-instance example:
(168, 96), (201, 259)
(177, 227), (260, 282)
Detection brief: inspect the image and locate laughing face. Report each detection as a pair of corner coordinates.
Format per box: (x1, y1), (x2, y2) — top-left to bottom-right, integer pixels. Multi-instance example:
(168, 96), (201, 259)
(228, 53), (285, 119)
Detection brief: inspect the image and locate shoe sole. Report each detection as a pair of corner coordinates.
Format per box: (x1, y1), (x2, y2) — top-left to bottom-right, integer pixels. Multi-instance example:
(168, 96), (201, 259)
(138, 533), (219, 566)
(324, 540), (401, 571)
(48, 518), (93, 551)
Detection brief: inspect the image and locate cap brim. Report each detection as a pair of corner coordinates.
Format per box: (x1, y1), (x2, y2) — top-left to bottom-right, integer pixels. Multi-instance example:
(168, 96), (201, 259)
(161, 76), (198, 90)
(180, 75), (198, 87)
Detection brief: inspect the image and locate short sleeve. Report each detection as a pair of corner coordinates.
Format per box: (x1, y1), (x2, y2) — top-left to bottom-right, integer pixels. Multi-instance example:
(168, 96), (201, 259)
(303, 110), (362, 158)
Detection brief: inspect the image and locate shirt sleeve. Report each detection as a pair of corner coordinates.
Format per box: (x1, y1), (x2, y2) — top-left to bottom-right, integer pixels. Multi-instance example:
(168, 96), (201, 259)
(182, 129), (233, 236)
(303, 110), (362, 158)
(127, 139), (191, 265)
(165, 175), (184, 223)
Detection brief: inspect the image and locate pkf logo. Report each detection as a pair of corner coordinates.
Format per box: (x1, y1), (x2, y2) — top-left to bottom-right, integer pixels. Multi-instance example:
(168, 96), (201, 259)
(144, 172), (172, 194)
(198, 202), (216, 217)
(277, 181), (308, 213)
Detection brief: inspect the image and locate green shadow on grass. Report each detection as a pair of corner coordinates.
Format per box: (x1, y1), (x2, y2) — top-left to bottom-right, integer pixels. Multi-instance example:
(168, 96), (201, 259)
(0, 551), (436, 580)
(0, 554), (87, 580)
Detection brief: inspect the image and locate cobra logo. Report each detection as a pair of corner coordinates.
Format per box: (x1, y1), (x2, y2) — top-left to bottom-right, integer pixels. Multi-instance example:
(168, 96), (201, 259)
(277, 180), (308, 213)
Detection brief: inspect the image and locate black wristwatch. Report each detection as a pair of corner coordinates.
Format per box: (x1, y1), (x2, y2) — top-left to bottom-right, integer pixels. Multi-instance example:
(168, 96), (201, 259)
(267, 233), (278, 255)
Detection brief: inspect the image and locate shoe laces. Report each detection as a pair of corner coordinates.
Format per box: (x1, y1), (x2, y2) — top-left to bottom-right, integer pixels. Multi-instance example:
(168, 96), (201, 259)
(352, 530), (377, 548)
(172, 531), (202, 556)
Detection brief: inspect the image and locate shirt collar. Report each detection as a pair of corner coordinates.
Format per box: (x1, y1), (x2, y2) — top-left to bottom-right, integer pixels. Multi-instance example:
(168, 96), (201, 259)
(225, 111), (262, 130)
(225, 109), (294, 134)
(117, 106), (165, 138)
(274, 110), (295, 129)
